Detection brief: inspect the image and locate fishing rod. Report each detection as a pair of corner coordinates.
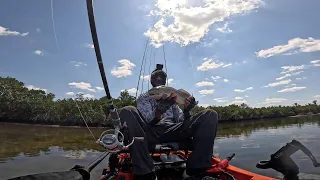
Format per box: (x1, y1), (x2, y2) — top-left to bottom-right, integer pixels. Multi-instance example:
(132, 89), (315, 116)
(86, 0), (113, 108)
(86, 0), (143, 153)
(86, 0), (122, 137)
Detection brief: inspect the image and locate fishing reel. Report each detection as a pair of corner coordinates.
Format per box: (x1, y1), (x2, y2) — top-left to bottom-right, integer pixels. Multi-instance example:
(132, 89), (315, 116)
(96, 129), (144, 153)
(96, 115), (144, 153)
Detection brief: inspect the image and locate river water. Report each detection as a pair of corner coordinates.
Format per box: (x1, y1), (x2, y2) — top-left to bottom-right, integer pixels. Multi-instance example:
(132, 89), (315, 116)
(1, 116), (320, 180)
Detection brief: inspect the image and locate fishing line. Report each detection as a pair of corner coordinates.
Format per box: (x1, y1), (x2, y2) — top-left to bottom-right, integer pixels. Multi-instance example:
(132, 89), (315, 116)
(186, 46), (196, 95)
(69, 87), (96, 142)
(135, 38), (150, 99)
(50, 0), (60, 51)
(153, 51), (156, 68)
(147, 48), (153, 90)
(140, 44), (150, 95)
(142, 45), (152, 92)
(162, 44), (168, 85)
(135, 16), (161, 98)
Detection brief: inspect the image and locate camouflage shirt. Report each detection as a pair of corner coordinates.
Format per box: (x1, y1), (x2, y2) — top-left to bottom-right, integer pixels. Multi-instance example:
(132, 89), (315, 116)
(137, 92), (185, 125)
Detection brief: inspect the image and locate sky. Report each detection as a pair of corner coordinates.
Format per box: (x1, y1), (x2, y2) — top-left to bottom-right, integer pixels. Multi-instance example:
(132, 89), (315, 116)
(1, 0), (320, 108)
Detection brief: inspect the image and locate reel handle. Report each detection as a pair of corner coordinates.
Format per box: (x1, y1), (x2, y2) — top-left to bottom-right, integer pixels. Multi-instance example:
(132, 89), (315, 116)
(134, 137), (144, 141)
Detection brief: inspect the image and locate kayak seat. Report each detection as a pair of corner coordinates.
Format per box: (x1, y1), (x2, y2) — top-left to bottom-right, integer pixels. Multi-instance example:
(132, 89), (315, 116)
(148, 138), (193, 154)
(149, 140), (192, 172)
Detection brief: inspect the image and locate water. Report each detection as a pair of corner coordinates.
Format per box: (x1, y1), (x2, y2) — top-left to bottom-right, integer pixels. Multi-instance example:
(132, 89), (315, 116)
(1, 116), (320, 180)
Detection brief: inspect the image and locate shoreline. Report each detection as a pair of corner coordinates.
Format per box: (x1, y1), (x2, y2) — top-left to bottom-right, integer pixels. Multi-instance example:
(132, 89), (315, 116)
(0, 122), (108, 129)
(2, 113), (320, 128)
(288, 113), (320, 117)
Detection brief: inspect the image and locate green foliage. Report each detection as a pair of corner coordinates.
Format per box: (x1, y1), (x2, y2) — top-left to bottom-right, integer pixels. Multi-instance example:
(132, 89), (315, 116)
(1, 76), (320, 127)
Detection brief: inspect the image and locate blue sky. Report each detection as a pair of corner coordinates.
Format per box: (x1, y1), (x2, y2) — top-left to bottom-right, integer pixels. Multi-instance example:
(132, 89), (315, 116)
(1, 0), (320, 107)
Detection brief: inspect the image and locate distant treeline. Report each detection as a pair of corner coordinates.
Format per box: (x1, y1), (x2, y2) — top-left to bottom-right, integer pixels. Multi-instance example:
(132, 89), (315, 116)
(1, 76), (320, 127)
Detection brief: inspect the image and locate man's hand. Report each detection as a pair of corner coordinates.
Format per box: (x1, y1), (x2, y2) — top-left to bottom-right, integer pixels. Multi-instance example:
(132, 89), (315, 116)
(184, 96), (197, 112)
(150, 91), (178, 102)
(151, 91), (178, 115)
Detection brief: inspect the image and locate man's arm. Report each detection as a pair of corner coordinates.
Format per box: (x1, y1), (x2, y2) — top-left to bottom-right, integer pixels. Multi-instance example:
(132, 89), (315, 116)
(137, 94), (158, 123)
(137, 93), (174, 124)
(172, 104), (185, 123)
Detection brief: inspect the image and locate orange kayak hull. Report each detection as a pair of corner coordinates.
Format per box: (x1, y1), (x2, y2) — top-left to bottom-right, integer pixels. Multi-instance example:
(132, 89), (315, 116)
(100, 152), (277, 180)
(211, 157), (277, 180)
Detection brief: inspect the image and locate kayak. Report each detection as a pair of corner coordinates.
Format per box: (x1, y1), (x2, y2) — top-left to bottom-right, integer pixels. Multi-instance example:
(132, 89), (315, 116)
(100, 151), (278, 180)
(99, 148), (275, 180)
(98, 139), (320, 180)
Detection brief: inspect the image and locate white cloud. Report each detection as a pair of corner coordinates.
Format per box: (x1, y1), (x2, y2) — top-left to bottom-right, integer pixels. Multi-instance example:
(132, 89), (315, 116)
(36, 28), (41, 33)
(211, 76), (222, 81)
(85, 43), (94, 48)
(96, 87), (104, 91)
(66, 92), (75, 96)
(310, 60), (320, 64)
(280, 65), (306, 74)
(34, 50), (44, 56)
(197, 59), (224, 71)
(256, 37), (320, 58)
(121, 88), (137, 94)
(223, 79), (229, 82)
(310, 60), (320, 67)
(276, 69), (303, 81)
(217, 22), (233, 33)
(213, 97), (228, 103)
(70, 61), (88, 67)
(230, 99), (247, 105)
(234, 87), (253, 93)
(196, 81), (214, 87)
(291, 71), (304, 76)
(198, 104), (210, 108)
(314, 95), (320, 98)
(261, 98), (287, 105)
(144, 0), (262, 47)
(82, 94), (95, 99)
(141, 75), (150, 80)
(296, 77), (307, 80)
(110, 59), (136, 78)
(199, 89), (214, 95)
(277, 86), (306, 93)
(276, 74), (291, 81)
(263, 79), (291, 88)
(24, 85), (47, 93)
(168, 78), (174, 85)
(0, 26), (29, 36)
(235, 97), (244, 100)
(68, 82), (96, 92)
(222, 63), (232, 68)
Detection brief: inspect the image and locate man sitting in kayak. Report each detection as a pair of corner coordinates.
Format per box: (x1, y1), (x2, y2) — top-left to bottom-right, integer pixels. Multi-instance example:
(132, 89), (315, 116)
(119, 64), (219, 180)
